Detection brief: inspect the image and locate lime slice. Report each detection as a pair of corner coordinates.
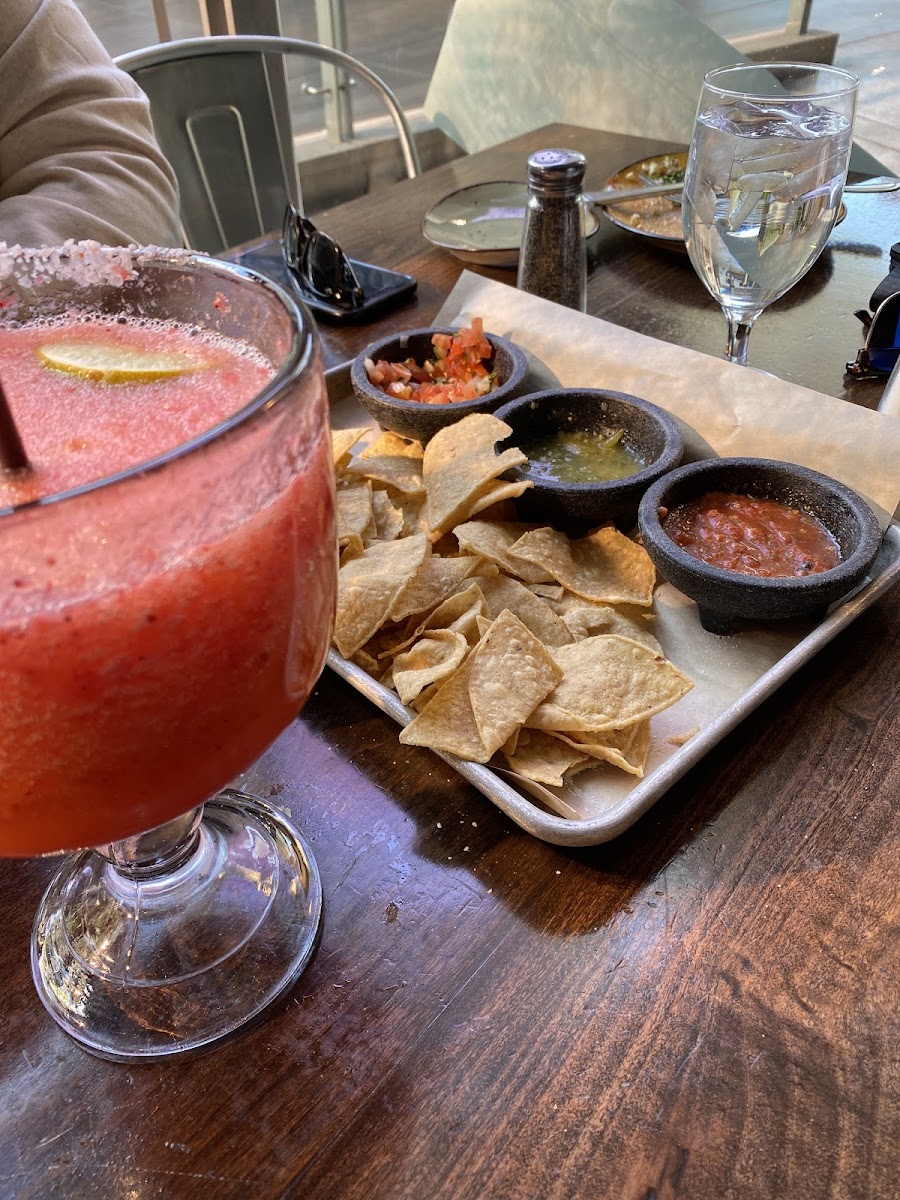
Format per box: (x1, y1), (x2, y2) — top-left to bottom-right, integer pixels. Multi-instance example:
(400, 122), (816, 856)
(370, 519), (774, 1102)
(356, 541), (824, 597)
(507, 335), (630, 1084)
(37, 341), (200, 383)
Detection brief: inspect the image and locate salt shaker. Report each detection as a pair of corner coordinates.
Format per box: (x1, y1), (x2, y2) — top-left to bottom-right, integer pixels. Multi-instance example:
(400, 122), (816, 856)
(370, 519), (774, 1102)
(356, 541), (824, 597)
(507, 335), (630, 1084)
(517, 148), (587, 311)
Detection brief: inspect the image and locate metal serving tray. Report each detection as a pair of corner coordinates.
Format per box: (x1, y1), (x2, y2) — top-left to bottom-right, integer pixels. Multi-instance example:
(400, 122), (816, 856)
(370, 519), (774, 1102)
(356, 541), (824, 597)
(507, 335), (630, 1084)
(325, 366), (900, 847)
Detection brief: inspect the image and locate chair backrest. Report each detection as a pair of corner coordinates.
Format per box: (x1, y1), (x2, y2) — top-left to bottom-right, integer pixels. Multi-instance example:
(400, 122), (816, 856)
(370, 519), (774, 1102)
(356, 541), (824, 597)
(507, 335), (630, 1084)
(423, 0), (749, 154)
(115, 35), (421, 254)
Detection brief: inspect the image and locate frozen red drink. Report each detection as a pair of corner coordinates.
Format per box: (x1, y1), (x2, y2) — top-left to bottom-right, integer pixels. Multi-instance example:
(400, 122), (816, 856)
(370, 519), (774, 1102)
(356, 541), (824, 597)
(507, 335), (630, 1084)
(0, 307), (336, 855)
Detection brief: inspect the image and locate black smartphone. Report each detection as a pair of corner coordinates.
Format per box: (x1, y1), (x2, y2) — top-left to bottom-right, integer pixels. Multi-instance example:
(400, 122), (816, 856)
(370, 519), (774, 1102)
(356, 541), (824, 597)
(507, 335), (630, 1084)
(233, 243), (417, 325)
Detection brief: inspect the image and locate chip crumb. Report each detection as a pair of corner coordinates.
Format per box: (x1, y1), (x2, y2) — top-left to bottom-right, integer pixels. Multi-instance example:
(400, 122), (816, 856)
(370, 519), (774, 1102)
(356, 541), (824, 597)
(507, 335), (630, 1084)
(668, 725), (700, 746)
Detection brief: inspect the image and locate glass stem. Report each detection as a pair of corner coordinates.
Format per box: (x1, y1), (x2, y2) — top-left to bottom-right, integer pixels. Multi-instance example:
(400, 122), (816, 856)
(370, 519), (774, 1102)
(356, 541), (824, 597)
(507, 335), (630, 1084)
(95, 806), (204, 882)
(723, 311), (762, 366)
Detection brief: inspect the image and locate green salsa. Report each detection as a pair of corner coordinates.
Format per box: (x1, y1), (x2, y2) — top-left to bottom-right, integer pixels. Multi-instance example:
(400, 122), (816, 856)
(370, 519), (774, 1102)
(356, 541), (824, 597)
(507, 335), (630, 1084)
(522, 428), (643, 484)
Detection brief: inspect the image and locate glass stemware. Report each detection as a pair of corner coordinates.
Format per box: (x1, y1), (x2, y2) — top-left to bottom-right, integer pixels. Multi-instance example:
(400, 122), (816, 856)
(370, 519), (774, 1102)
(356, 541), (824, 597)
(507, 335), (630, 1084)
(0, 251), (337, 1060)
(682, 62), (859, 365)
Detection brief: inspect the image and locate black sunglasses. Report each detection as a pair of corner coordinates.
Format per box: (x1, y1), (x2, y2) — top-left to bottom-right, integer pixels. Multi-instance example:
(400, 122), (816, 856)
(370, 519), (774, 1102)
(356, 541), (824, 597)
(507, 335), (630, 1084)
(282, 203), (364, 312)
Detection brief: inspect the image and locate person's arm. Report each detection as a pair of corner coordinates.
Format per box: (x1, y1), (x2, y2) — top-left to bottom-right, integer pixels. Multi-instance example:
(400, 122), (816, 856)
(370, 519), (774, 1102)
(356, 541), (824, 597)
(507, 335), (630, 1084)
(0, 0), (181, 247)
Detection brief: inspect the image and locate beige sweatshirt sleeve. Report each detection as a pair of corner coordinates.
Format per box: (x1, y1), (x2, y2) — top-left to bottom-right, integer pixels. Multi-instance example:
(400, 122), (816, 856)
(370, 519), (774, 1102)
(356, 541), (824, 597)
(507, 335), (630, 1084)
(0, 0), (181, 248)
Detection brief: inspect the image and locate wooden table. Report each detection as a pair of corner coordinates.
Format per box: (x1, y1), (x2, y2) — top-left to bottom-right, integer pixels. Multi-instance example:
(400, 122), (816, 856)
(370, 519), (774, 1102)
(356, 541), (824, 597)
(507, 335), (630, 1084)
(2, 125), (898, 1200)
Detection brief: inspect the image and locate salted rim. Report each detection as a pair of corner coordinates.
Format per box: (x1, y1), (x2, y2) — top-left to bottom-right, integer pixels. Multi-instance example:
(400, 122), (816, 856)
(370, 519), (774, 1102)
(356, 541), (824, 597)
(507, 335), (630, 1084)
(0, 240), (196, 293)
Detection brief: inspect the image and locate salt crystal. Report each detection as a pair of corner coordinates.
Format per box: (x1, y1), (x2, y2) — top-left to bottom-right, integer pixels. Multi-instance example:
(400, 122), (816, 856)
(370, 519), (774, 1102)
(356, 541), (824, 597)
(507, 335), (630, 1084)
(0, 240), (197, 294)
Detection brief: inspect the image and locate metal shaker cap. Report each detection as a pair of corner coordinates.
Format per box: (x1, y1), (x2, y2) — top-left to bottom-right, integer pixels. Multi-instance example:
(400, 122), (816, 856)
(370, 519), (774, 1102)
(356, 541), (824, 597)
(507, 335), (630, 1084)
(526, 148), (587, 197)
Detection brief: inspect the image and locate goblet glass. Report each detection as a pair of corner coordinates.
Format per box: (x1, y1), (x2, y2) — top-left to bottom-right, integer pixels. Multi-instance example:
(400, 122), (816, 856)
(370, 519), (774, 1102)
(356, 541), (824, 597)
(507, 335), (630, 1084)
(682, 62), (858, 365)
(0, 250), (337, 1060)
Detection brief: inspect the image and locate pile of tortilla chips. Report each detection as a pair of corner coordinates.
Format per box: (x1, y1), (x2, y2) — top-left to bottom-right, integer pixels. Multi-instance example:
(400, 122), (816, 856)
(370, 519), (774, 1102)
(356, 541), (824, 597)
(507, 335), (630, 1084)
(332, 414), (692, 787)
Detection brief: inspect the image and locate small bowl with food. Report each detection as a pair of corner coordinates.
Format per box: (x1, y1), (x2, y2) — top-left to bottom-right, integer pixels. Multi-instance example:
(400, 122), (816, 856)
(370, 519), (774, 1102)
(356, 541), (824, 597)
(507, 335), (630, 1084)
(597, 151), (688, 250)
(638, 458), (882, 635)
(492, 387), (684, 528)
(350, 320), (529, 443)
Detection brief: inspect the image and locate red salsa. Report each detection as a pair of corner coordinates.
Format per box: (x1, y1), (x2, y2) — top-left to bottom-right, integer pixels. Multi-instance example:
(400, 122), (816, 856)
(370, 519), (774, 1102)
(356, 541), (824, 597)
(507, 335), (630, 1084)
(662, 490), (841, 578)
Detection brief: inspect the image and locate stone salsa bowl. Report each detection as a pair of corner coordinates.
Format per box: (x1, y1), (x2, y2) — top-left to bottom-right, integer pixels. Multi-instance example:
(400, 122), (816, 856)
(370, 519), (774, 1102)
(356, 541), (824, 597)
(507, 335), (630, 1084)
(637, 457), (882, 635)
(493, 387), (684, 529)
(349, 325), (529, 443)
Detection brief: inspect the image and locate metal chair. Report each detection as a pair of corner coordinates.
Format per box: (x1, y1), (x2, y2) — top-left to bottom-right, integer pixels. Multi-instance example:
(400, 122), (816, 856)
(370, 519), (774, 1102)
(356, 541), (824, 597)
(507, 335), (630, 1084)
(115, 35), (422, 254)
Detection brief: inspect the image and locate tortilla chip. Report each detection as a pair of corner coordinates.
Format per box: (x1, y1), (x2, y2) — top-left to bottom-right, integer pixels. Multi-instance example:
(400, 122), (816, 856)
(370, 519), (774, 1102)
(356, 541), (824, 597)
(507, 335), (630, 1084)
(389, 553), (482, 623)
(501, 726), (521, 758)
(398, 657), (486, 759)
(624, 719), (651, 774)
(504, 728), (592, 787)
(332, 425), (369, 468)
(391, 629), (469, 705)
(336, 480), (374, 554)
(474, 613), (493, 639)
(340, 542), (366, 567)
(556, 598), (662, 652)
(412, 682), (440, 712)
(379, 581), (489, 660)
(367, 488), (405, 544)
(419, 582), (488, 647)
(334, 533), (430, 658)
(509, 525), (656, 606)
(452, 519), (555, 584)
(529, 582), (565, 601)
(387, 491), (427, 536)
(352, 646), (381, 675)
(474, 573), (574, 647)
(553, 719), (651, 778)
(466, 478), (533, 518)
(362, 430), (423, 461)
(423, 414), (529, 539)
(526, 634), (693, 733)
(345, 430), (425, 495)
(399, 610), (562, 763)
(555, 600), (614, 640)
(605, 609), (661, 653)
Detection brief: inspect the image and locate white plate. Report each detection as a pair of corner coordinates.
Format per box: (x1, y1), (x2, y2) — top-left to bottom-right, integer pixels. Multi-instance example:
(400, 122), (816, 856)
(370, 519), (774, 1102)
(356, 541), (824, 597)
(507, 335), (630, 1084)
(422, 181), (600, 268)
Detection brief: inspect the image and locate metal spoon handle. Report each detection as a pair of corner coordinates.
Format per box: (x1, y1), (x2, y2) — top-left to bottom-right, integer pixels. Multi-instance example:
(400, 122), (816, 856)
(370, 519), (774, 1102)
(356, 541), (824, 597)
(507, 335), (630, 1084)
(585, 175), (900, 207)
(845, 176), (900, 192)
(585, 182), (682, 206)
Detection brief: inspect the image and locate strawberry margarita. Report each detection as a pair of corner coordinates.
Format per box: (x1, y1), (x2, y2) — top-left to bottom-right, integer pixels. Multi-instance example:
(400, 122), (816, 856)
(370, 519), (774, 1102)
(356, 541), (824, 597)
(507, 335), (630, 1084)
(0, 313), (336, 855)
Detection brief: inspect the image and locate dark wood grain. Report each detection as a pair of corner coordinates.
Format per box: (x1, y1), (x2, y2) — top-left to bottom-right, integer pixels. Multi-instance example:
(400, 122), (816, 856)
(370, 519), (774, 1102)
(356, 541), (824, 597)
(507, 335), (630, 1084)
(1, 125), (898, 1200)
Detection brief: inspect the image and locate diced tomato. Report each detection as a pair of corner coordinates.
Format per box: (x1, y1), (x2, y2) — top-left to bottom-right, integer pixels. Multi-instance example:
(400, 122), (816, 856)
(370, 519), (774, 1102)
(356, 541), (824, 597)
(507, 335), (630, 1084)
(364, 320), (498, 405)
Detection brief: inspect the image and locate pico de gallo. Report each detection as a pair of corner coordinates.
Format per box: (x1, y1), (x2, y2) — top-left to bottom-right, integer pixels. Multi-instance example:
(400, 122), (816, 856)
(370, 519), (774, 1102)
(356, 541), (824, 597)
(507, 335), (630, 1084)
(364, 318), (497, 404)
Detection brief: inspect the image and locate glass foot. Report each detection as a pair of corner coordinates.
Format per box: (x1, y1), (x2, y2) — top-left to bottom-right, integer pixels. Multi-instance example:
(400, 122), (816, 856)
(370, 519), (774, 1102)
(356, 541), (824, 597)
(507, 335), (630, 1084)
(31, 789), (322, 1061)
